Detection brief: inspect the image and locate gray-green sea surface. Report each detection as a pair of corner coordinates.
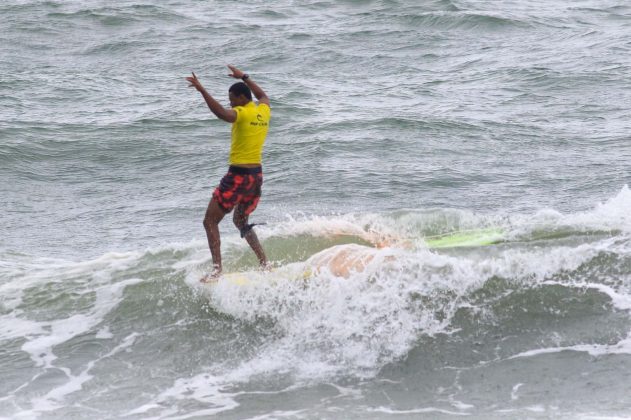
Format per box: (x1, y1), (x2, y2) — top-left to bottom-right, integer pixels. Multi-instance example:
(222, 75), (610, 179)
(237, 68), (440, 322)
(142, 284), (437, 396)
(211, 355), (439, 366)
(1, 0), (631, 418)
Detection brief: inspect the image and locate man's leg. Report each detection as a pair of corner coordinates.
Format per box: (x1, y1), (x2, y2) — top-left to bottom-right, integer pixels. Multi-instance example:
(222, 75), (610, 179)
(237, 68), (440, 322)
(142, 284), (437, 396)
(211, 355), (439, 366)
(203, 198), (227, 277)
(233, 204), (268, 267)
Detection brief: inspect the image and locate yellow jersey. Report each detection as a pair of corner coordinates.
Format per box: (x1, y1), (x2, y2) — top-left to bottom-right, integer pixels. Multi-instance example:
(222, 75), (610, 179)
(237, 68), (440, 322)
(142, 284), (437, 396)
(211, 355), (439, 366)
(229, 101), (270, 165)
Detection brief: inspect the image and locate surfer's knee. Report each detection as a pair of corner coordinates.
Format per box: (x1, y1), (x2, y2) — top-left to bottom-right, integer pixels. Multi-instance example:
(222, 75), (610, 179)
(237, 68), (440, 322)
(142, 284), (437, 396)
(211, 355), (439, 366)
(204, 200), (227, 229)
(203, 213), (220, 230)
(232, 217), (251, 238)
(232, 215), (245, 229)
(239, 224), (254, 238)
(202, 217), (212, 232)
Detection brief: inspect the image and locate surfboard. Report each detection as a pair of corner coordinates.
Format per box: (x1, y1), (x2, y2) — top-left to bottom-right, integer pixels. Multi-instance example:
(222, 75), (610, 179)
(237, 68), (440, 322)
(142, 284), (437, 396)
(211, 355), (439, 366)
(199, 228), (505, 287)
(199, 266), (312, 287)
(196, 271), (260, 290)
(424, 227), (504, 248)
(210, 271), (251, 286)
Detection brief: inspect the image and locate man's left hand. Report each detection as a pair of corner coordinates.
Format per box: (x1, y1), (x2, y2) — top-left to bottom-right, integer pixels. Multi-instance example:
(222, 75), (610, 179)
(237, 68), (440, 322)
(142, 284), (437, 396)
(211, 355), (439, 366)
(227, 65), (245, 79)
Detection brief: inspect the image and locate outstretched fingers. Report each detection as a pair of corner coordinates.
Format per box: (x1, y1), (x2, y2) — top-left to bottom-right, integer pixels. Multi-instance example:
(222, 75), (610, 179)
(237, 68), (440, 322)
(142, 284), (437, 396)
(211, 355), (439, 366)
(227, 64), (243, 79)
(186, 72), (200, 88)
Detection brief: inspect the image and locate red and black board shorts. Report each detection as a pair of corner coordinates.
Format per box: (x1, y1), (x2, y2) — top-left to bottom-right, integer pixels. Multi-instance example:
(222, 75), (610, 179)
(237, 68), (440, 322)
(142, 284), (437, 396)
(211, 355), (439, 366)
(212, 165), (263, 215)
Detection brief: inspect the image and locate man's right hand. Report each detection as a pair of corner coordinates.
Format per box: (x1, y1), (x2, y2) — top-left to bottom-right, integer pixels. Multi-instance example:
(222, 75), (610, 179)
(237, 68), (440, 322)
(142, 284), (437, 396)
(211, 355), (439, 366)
(186, 72), (204, 92)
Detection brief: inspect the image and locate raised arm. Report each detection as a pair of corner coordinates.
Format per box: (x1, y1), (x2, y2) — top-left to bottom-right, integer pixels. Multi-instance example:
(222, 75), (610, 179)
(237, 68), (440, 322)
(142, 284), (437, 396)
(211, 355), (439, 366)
(227, 65), (270, 107)
(186, 72), (237, 123)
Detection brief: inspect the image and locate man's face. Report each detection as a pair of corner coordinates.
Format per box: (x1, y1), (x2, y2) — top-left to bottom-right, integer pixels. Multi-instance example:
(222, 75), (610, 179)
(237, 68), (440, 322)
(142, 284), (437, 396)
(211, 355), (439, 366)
(229, 92), (247, 107)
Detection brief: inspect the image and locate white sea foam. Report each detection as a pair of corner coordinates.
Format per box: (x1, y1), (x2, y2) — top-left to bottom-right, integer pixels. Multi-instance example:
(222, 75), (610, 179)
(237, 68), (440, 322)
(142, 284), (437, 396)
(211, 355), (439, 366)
(0, 248), (147, 416)
(264, 210), (507, 247)
(20, 278), (143, 368)
(260, 185), (631, 247)
(241, 410), (308, 420)
(511, 185), (631, 236)
(499, 277), (631, 361)
(509, 333), (631, 359)
(369, 406), (471, 416)
(124, 372), (241, 419)
(495, 405), (550, 414)
(18, 332), (142, 418)
(511, 383), (524, 401)
(0, 250), (145, 367)
(172, 188), (631, 400)
(95, 326), (113, 339)
(577, 185), (631, 232)
(542, 280), (631, 311)
(186, 230), (621, 387)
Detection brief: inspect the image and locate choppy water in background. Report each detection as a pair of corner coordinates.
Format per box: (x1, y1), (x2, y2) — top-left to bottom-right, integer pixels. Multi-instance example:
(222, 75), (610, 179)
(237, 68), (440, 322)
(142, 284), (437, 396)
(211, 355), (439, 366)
(1, 0), (631, 418)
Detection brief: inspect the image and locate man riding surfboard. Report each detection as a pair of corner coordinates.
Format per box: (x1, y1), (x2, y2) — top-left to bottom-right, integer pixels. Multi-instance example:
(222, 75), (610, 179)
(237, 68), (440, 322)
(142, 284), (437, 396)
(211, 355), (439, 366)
(187, 65), (270, 281)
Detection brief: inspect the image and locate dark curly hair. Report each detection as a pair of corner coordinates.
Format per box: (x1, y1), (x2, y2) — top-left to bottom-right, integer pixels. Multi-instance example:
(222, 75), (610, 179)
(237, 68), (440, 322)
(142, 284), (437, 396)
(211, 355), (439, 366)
(228, 82), (252, 101)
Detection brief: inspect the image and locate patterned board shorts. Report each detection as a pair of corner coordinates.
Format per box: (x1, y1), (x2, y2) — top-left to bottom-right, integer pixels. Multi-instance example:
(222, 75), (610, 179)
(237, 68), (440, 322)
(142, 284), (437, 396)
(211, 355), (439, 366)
(212, 166), (263, 215)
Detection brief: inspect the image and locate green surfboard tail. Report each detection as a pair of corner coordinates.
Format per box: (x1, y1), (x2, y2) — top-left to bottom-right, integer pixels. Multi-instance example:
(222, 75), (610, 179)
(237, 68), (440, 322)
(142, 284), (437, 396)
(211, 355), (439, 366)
(425, 228), (505, 249)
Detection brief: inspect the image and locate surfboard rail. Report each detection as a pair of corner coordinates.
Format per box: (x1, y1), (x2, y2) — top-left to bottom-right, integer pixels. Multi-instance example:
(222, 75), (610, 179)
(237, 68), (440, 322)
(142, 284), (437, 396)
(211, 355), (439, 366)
(424, 227), (505, 248)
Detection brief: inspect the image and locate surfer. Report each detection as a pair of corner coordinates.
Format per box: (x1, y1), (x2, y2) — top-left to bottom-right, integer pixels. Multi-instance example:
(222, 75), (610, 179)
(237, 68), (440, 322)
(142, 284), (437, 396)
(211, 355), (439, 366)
(306, 236), (409, 278)
(306, 244), (382, 278)
(305, 226), (505, 278)
(187, 65), (270, 281)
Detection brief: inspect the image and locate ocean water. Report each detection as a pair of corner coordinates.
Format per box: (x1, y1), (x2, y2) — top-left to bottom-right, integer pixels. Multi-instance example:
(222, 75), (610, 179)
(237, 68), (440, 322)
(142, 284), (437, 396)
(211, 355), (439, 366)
(1, 0), (631, 418)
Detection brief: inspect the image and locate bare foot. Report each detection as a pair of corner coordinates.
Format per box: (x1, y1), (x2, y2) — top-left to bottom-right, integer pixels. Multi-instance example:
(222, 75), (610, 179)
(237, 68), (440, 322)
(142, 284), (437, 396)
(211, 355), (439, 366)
(200, 269), (221, 283)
